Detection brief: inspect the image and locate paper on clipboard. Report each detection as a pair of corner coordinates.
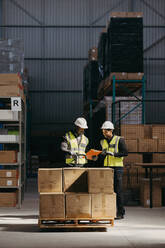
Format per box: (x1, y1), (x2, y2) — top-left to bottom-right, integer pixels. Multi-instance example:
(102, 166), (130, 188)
(86, 149), (102, 160)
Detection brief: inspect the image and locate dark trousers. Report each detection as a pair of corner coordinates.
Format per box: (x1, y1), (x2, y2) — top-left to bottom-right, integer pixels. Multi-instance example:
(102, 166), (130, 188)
(110, 167), (125, 215)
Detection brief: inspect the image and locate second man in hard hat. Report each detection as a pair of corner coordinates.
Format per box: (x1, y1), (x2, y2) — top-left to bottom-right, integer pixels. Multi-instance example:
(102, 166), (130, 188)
(61, 117), (89, 167)
(99, 121), (128, 219)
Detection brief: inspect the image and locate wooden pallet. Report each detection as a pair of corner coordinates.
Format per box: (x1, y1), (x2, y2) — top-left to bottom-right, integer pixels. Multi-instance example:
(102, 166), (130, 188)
(38, 218), (114, 229)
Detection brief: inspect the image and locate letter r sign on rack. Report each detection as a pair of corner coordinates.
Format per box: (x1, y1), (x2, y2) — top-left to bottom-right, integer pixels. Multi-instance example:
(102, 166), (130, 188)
(11, 97), (22, 111)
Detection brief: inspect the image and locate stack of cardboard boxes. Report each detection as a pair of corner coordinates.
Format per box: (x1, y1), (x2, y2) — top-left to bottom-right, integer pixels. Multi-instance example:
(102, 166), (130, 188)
(0, 151), (18, 207)
(122, 124), (165, 207)
(38, 168), (116, 221)
(0, 169), (18, 207)
(0, 73), (25, 102)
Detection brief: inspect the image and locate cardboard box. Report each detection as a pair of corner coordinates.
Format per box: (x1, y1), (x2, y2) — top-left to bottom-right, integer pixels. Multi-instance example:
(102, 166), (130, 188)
(140, 178), (162, 207)
(123, 167), (128, 189)
(0, 178), (18, 186)
(0, 73), (22, 85)
(39, 193), (65, 218)
(153, 154), (165, 163)
(158, 140), (165, 152)
(125, 139), (138, 152)
(127, 73), (144, 80)
(0, 84), (23, 97)
(88, 168), (114, 194)
(66, 193), (91, 219)
(0, 170), (18, 178)
(38, 169), (62, 193)
(110, 72), (127, 80)
(138, 139), (157, 152)
(63, 168), (88, 193)
(91, 193), (116, 219)
(144, 125), (152, 139)
(124, 153), (143, 165)
(121, 124), (144, 139)
(129, 166), (139, 188)
(0, 190), (17, 207)
(111, 12), (143, 18)
(157, 168), (165, 187)
(152, 125), (165, 139)
(0, 151), (17, 163)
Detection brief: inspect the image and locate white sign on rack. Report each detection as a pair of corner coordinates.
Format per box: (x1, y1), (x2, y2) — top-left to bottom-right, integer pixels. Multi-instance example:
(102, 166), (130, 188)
(11, 97), (22, 111)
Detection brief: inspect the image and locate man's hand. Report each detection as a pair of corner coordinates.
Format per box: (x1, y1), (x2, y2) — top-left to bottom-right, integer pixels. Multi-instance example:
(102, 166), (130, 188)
(92, 155), (98, 161)
(101, 149), (107, 156)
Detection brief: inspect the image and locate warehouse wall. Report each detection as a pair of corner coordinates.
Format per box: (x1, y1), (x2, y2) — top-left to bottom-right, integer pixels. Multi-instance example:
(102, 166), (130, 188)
(1, 0), (165, 157)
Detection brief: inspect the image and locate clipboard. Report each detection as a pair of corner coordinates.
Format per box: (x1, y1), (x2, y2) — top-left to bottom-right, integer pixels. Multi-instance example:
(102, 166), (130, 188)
(86, 149), (102, 160)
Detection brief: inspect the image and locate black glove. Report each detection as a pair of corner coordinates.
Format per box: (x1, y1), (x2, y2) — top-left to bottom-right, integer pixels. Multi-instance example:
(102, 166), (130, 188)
(92, 155), (98, 161)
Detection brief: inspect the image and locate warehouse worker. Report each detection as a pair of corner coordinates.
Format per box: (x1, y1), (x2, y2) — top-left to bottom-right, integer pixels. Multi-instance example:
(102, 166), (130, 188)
(61, 117), (89, 167)
(99, 121), (128, 219)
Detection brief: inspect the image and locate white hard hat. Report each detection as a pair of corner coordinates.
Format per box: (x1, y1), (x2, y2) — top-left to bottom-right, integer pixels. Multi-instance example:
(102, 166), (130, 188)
(101, 121), (114, 130)
(74, 117), (88, 129)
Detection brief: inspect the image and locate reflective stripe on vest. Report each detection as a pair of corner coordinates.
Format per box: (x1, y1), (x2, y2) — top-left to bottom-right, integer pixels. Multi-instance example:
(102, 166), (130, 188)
(65, 131), (88, 165)
(100, 135), (123, 167)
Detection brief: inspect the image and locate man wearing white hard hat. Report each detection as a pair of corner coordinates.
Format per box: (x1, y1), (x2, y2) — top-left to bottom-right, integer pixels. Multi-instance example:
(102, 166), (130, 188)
(100, 121), (128, 219)
(61, 117), (89, 167)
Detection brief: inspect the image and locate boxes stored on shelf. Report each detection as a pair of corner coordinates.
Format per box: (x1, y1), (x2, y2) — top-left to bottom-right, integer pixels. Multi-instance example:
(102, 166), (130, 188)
(38, 169), (62, 193)
(138, 139), (157, 152)
(0, 190), (18, 207)
(0, 151), (17, 163)
(0, 169), (18, 178)
(0, 84), (23, 97)
(105, 96), (142, 124)
(152, 125), (165, 139)
(63, 168), (88, 193)
(121, 124), (144, 139)
(91, 193), (116, 219)
(0, 110), (18, 121)
(144, 125), (152, 139)
(0, 135), (19, 143)
(39, 193), (65, 218)
(124, 153), (143, 165)
(127, 72), (144, 80)
(158, 140), (165, 152)
(152, 154), (165, 163)
(0, 73), (24, 99)
(111, 12), (143, 18)
(0, 178), (18, 186)
(88, 168), (114, 193)
(157, 168), (165, 187)
(0, 73), (22, 85)
(125, 139), (138, 152)
(66, 193), (91, 219)
(140, 178), (162, 207)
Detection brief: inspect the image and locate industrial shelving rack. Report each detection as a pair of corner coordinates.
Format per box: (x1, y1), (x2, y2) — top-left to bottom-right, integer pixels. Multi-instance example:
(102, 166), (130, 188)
(110, 74), (146, 125)
(86, 74), (146, 122)
(0, 97), (26, 208)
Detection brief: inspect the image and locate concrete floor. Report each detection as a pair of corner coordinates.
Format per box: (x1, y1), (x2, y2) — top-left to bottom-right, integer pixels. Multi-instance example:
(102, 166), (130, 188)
(0, 178), (165, 248)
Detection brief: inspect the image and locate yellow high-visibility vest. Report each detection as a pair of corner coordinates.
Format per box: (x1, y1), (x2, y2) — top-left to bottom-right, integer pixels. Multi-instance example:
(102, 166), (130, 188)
(100, 135), (123, 167)
(65, 131), (88, 165)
